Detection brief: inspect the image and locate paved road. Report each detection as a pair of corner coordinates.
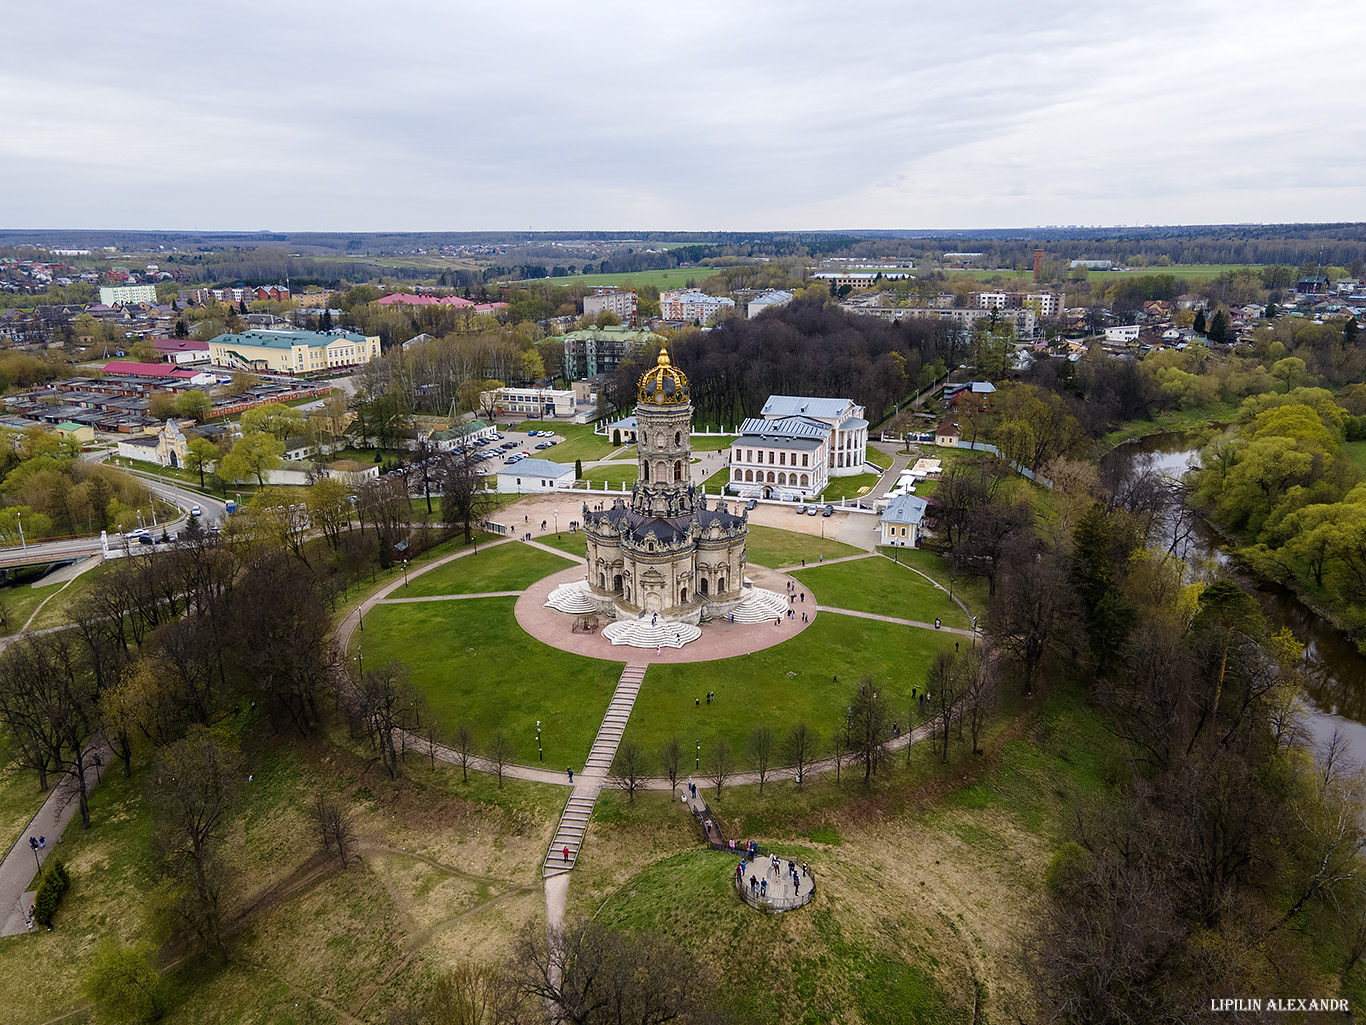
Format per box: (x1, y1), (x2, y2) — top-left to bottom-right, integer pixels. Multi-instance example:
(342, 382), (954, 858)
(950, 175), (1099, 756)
(0, 746), (109, 936)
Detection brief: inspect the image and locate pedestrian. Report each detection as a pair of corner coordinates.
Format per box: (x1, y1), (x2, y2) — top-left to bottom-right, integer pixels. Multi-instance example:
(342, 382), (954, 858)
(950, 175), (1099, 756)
(801, 558), (806, 567)
(695, 696), (699, 706)
(567, 767), (574, 783)
(28, 837), (35, 850)
(955, 641), (959, 652)
(802, 861), (808, 877)
(39, 836), (44, 848)
(800, 592), (805, 603)
(658, 644), (662, 655)
(819, 554), (823, 562)
(934, 617), (941, 629)
(675, 632), (680, 645)
(833, 674), (837, 684)
(761, 879), (767, 897)
(563, 846), (571, 863)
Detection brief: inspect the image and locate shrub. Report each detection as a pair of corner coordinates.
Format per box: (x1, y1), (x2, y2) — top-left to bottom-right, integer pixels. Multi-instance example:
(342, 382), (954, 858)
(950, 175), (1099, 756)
(1044, 841), (1089, 895)
(34, 858), (71, 927)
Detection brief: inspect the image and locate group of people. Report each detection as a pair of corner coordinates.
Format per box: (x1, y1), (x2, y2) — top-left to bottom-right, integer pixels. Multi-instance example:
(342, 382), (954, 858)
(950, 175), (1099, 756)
(737, 849), (811, 903)
(27, 835), (45, 851)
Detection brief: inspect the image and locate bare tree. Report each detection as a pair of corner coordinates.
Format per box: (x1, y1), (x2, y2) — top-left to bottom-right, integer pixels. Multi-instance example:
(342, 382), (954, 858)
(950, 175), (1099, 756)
(783, 722), (817, 787)
(926, 652), (964, 764)
(708, 738), (733, 799)
(441, 447), (493, 544)
(961, 647), (995, 756)
(748, 725), (773, 796)
(610, 740), (646, 802)
(356, 661), (421, 781)
(453, 722), (476, 782)
(310, 792), (358, 868)
(148, 728), (241, 958)
(846, 678), (889, 787)
(425, 962), (524, 1024)
(487, 731), (515, 789)
(831, 728), (848, 784)
(507, 917), (710, 1025)
(657, 736), (681, 796)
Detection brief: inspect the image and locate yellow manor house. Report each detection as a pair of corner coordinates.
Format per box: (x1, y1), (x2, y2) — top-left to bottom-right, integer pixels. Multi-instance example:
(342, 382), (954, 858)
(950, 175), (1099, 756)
(206, 328), (381, 374)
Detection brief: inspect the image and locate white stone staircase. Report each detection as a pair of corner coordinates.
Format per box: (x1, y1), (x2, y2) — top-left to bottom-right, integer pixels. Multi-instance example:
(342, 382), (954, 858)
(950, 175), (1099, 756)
(728, 587), (790, 623)
(601, 620), (701, 648)
(543, 663), (647, 878)
(544, 580), (599, 614)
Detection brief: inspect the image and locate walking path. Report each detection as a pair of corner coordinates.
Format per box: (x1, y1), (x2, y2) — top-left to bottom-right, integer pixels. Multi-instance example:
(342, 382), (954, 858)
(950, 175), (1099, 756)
(0, 745), (109, 937)
(821, 606), (974, 638)
(543, 663), (647, 878)
(376, 591), (522, 605)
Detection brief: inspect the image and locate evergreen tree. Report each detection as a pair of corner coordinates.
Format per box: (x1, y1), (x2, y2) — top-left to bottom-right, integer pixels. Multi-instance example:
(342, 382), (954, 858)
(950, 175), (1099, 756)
(1071, 504), (1135, 678)
(1208, 309), (1229, 344)
(1194, 309), (1207, 334)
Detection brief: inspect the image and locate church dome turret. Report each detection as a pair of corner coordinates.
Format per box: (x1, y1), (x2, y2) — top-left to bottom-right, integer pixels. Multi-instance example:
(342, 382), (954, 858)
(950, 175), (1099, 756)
(638, 345), (689, 404)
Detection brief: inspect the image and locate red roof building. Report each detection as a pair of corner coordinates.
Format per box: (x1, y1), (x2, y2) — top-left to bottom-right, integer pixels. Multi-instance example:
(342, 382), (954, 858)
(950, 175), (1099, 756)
(376, 293), (474, 307)
(102, 361), (199, 380)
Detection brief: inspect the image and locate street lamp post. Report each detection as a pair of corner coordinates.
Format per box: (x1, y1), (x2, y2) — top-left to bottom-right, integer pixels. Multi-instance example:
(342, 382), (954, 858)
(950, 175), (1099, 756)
(16, 511), (24, 550)
(355, 644), (363, 681)
(554, 508), (559, 533)
(537, 721), (542, 761)
(696, 741), (700, 771)
(403, 558), (409, 587)
(972, 616), (978, 649)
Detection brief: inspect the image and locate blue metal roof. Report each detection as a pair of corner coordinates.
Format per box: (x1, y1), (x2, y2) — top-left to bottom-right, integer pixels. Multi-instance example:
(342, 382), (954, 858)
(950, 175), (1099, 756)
(881, 494), (928, 525)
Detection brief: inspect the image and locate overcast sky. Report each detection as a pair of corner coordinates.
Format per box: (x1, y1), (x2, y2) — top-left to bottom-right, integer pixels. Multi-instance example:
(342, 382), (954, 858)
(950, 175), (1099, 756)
(3, 0), (1363, 232)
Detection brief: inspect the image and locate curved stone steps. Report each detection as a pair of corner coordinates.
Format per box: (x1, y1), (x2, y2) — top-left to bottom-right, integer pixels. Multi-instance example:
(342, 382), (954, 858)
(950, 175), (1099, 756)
(545, 581), (599, 614)
(601, 620), (701, 648)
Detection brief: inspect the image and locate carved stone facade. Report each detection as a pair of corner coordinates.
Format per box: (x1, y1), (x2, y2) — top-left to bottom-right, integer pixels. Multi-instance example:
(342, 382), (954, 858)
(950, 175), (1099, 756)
(582, 347), (748, 623)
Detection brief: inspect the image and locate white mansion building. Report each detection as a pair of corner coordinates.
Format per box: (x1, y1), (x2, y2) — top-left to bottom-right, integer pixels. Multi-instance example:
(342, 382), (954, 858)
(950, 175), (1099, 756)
(728, 396), (870, 500)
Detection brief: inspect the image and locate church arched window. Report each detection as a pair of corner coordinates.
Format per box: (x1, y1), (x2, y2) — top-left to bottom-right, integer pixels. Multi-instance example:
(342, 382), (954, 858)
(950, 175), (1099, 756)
(674, 460), (683, 481)
(643, 462), (650, 481)
(801, 474), (809, 486)
(675, 430), (681, 446)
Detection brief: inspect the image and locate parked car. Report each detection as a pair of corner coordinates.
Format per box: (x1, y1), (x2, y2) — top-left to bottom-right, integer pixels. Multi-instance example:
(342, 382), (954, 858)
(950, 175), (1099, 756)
(745, 499), (758, 510)
(806, 505), (819, 516)
(822, 504), (834, 516)
(535, 442), (553, 450)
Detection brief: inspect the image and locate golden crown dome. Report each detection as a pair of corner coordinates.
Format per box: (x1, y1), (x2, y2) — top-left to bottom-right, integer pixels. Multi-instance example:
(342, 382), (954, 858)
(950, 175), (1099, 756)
(638, 345), (689, 404)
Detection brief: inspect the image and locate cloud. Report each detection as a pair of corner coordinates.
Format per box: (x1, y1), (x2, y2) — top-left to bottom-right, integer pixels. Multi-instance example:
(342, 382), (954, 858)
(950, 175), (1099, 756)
(1, 0), (1362, 229)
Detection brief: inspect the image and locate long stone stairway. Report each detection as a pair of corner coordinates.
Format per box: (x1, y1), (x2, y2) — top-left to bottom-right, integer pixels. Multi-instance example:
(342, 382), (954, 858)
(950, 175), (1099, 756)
(543, 663), (647, 878)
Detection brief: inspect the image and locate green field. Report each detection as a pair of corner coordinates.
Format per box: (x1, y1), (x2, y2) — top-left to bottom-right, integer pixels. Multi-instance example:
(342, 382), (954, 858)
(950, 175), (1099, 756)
(879, 547), (989, 620)
(621, 615), (958, 758)
(398, 541), (576, 597)
(865, 445), (893, 470)
(357, 597), (622, 768)
(688, 434), (736, 452)
(511, 422), (620, 463)
(583, 462), (639, 488)
(795, 555), (969, 629)
(517, 269), (702, 289)
(819, 472), (881, 501)
(743, 525), (862, 568)
(937, 263), (1266, 284)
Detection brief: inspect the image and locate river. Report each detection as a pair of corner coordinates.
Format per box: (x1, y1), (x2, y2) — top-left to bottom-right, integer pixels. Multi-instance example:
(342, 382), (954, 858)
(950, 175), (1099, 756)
(1110, 432), (1366, 758)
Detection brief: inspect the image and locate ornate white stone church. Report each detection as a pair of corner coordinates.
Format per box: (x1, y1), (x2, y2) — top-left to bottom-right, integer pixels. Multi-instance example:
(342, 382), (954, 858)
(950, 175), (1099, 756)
(579, 347), (749, 624)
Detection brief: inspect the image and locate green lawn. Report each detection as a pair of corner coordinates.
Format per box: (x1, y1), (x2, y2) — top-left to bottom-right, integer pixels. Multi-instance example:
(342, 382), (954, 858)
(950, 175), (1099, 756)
(878, 547), (989, 620)
(818, 472), (881, 501)
(743, 525), (862, 568)
(593, 848), (958, 1025)
(584, 462), (639, 488)
(512, 422), (619, 464)
(1344, 440), (1366, 474)
(1102, 399), (1239, 448)
(398, 541), (577, 597)
(27, 561), (118, 631)
(865, 445), (893, 470)
(536, 532), (590, 558)
(688, 434), (736, 452)
(622, 615), (958, 760)
(0, 740), (47, 860)
(701, 466), (731, 487)
(795, 556), (969, 629)
(355, 598), (622, 768)
(0, 572), (64, 635)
